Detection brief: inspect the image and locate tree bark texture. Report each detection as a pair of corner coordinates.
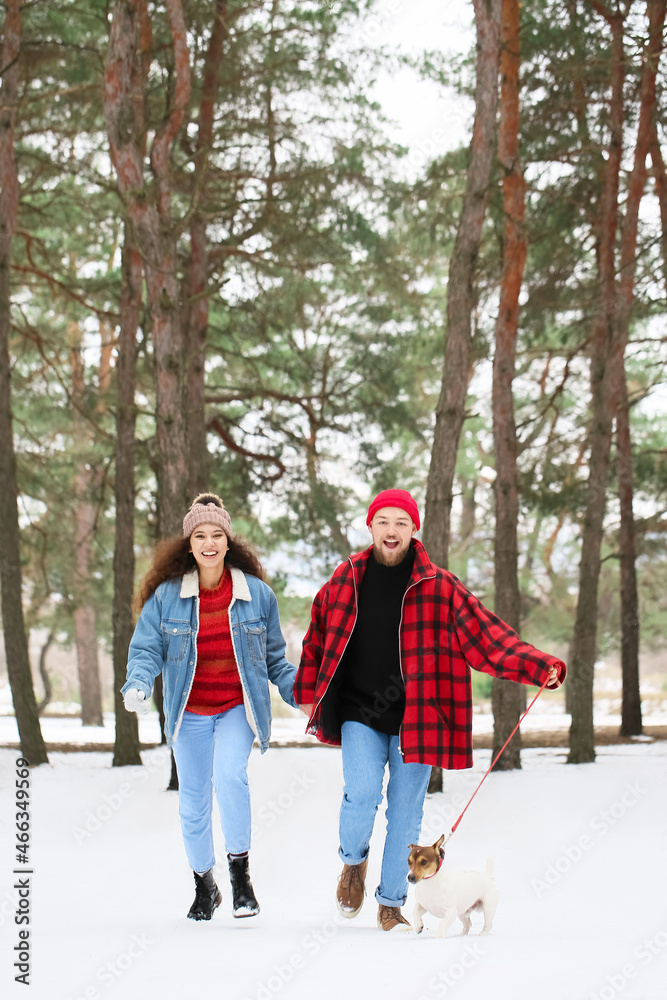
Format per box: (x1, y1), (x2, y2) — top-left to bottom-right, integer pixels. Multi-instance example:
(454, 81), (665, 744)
(0, 0), (48, 765)
(616, 376), (642, 736)
(36, 630), (54, 714)
(569, 0), (664, 762)
(614, 0), (665, 736)
(185, 214), (209, 496)
(185, 1), (229, 495)
(569, 3), (625, 765)
(422, 0), (502, 569)
(105, 0), (192, 537)
(113, 240), (142, 767)
(68, 321), (104, 726)
(649, 116), (667, 291)
(491, 0), (526, 771)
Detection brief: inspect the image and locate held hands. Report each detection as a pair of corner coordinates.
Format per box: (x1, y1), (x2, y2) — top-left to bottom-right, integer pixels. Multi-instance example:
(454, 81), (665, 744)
(123, 688), (151, 717)
(299, 704), (314, 717)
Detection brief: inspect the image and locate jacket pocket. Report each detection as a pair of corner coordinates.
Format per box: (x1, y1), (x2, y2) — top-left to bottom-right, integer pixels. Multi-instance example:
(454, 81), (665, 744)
(428, 697), (451, 731)
(241, 622), (267, 665)
(161, 622), (191, 662)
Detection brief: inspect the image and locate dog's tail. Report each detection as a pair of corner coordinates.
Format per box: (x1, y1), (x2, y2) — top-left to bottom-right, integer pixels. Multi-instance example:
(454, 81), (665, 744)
(485, 857), (494, 876)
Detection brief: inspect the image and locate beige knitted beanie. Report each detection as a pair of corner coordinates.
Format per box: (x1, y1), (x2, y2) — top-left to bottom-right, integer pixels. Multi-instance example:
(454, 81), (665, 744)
(182, 493), (232, 538)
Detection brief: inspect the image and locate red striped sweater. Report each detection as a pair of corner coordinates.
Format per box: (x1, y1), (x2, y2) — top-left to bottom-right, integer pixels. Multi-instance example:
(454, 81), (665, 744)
(186, 570), (244, 715)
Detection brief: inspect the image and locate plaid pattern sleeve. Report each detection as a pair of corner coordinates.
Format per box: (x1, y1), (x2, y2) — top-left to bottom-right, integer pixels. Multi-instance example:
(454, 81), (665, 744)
(294, 540), (566, 768)
(452, 582), (566, 688)
(294, 584), (327, 707)
(397, 542), (566, 769)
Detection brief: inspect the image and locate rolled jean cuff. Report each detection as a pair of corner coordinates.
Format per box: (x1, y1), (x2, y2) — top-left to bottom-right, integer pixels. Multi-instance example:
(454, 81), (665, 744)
(375, 889), (407, 907)
(338, 846), (369, 867)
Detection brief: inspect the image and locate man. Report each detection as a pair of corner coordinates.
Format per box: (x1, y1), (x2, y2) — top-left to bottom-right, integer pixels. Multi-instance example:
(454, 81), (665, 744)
(295, 489), (565, 932)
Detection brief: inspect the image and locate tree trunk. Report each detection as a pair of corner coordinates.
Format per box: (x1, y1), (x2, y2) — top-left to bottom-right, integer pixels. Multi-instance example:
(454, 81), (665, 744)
(568, 4), (626, 765)
(422, 0), (502, 569)
(185, 1), (229, 494)
(113, 240), (142, 767)
(491, 0), (526, 772)
(186, 214), (209, 495)
(617, 376), (642, 736)
(613, 0), (665, 736)
(72, 605), (103, 725)
(0, 0), (48, 765)
(569, 0), (664, 761)
(649, 117), (667, 290)
(453, 473), (477, 581)
(427, 767), (443, 795)
(36, 630), (54, 714)
(68, 321), (104, 726)
(105, 0), (192, 538)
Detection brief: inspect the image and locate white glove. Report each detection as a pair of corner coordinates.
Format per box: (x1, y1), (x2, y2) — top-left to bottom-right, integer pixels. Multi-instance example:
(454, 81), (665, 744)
(123, 688), (151, 717)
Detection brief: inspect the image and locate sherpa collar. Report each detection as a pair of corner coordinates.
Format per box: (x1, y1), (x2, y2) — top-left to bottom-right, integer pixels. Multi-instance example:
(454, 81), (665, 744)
(180, 566), (251, 601)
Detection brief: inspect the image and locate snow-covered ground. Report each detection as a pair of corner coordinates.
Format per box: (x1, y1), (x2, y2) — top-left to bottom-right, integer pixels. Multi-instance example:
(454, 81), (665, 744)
(1, 692), (666, 750)
(1, 710), (666, 1000)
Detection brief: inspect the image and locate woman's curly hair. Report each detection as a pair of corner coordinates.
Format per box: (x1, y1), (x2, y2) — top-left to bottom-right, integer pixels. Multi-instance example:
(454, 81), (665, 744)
(133, 495), (265, 614)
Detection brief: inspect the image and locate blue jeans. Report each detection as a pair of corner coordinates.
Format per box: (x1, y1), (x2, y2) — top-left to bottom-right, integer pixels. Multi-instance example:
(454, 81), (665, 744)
(172, 705), (255, 873)
(339, 721), (431, 907)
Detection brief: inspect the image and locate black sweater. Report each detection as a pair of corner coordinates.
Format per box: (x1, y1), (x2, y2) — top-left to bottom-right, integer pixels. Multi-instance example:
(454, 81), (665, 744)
(336, 545), (415, 735)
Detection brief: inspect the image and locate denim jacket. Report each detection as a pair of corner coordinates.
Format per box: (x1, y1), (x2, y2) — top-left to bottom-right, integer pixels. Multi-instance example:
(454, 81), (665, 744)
(123, 567), (297, 749)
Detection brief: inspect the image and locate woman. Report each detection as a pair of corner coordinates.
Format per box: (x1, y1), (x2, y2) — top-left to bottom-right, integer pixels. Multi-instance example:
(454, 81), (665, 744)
(122, 493), (298, 921)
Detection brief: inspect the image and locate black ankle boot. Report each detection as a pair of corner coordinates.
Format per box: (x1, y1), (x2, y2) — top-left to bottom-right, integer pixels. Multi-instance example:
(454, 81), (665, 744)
(187, 869), (222, 920)
(227, 853), (260, 917)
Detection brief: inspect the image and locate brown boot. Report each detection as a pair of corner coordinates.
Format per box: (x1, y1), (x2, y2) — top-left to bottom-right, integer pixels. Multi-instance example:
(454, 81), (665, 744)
(377, 904), (412, 932)
(336, 858), (369, 918)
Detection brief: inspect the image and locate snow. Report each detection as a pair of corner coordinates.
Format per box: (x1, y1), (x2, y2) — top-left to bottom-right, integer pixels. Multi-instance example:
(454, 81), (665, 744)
(3, 695), (666, 750)
(2, 718), (667, 1000)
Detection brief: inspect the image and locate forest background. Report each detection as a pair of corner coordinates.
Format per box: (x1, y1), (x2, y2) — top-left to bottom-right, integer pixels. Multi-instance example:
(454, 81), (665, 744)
(1, 0), (666, 772)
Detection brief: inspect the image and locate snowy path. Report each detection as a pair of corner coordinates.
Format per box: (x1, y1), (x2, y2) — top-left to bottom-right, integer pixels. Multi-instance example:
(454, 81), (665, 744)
(1, 742), (666, 1000)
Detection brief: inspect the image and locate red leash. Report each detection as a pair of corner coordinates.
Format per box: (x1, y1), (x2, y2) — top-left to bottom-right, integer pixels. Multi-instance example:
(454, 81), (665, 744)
(444, 675), (550, 843)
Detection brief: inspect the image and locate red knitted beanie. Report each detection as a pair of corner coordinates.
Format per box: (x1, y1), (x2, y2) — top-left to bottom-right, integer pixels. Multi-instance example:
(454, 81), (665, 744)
(366, 489), (420, 530)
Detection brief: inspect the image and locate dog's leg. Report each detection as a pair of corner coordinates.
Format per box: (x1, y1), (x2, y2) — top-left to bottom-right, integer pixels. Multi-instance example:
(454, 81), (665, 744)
(459, 911), (472, 936)
(480, 887), (499, 935)
(435, 907), (458, 939)
(413, 900), (427, 935)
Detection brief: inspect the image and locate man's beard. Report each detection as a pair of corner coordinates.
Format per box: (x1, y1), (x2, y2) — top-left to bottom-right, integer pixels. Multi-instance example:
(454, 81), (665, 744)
(373, 540), (411, 567)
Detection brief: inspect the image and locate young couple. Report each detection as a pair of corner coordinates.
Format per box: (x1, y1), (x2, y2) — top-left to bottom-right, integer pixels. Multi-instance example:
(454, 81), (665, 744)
(124, 489), (565, 930)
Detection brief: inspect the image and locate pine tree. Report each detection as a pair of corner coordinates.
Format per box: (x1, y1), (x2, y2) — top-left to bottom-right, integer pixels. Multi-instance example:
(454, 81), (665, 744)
(0, 0), (48, 765)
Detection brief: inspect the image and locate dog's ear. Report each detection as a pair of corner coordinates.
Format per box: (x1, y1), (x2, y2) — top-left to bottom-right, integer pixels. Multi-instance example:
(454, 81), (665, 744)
(435, 833), (445, 849)
(408, 844), (418, 851)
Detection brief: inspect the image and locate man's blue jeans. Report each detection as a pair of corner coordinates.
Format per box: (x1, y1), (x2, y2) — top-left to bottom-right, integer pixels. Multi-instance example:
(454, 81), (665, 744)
(172, 705), (255, 873)
(339, 721), (431, 907)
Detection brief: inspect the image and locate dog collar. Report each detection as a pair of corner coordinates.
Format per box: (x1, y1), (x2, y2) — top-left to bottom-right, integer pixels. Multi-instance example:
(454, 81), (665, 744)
(422, 848), (445, 880)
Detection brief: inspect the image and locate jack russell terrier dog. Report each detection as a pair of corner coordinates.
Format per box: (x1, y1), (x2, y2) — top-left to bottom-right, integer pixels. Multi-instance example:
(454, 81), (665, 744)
(407, 834), (498, 938)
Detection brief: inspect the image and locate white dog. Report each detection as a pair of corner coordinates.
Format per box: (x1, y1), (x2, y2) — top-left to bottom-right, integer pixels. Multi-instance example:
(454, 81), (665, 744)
(407, 834), (499, 938)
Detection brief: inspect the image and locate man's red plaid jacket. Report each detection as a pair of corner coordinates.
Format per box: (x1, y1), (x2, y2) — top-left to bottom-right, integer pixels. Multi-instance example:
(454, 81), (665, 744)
(294, 539), (566, 769)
